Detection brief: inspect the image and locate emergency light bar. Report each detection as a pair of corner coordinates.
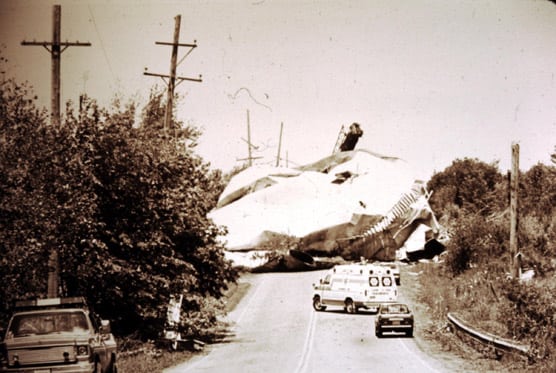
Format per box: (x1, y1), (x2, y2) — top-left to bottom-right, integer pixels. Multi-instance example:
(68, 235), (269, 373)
(15, 297), (86, 309)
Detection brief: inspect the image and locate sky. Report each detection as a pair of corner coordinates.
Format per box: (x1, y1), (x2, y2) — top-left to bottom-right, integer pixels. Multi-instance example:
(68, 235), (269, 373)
(1, 0), (555, 180)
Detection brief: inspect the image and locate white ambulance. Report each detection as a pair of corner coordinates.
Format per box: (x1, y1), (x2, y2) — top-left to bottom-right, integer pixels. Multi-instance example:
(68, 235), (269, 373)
(312, 261), (398, 313)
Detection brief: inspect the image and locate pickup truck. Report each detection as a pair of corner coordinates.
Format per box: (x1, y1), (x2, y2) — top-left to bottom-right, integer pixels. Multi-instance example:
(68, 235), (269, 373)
(0, 297), (117, 373)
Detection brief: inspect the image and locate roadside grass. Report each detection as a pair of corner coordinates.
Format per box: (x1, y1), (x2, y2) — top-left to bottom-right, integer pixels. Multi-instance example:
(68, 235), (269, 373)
(415, 261), (556, 372)
(116, 278), (251, 372)
(117, 346), (196, 373)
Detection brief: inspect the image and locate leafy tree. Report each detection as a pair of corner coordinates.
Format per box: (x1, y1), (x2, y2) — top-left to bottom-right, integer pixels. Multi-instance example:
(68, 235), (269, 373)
(427, 158), (503, 218)
(520, 163), (556, 220)
(60, 93), (237, 337)
(0, 67), (238, 338)
(0, 59), (51, 318)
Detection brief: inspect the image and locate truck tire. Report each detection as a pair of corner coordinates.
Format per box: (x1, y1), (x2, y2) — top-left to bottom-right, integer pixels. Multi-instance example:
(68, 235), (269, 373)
(345, 299), (356, 314)
(108, 355), (118, 373)
(94, 360), (102, 373)
(312, 295), (326, 311)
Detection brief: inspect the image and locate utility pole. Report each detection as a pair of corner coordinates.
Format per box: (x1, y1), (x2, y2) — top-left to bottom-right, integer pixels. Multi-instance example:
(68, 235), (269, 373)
(21, 4), (91, 126)
(247, 110), (253, 166)
(510, 143), (520, 279)
(21, 4), (90, 298)
(144, 15), (202, 134)
(276, 122), (283, 167)
(236, 110), (262, 166)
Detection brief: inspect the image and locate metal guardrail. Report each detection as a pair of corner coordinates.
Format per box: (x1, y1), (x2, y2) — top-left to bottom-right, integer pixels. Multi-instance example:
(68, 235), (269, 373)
(447, 312), (531, 361)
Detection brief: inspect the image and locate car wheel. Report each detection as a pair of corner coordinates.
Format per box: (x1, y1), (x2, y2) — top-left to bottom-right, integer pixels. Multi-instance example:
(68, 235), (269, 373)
(345, 299), (356, 314)
(375, 329), (382, 338)
(312, 296), (326, 312)
(168, 337), (178, 351)
(407, 329), (413, 337)
(94, 360), (102, 373)
(107, 358), (117, 373)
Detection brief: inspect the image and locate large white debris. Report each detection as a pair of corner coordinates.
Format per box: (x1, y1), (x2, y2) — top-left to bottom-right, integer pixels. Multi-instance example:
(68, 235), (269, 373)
(209, 150), (422, 251)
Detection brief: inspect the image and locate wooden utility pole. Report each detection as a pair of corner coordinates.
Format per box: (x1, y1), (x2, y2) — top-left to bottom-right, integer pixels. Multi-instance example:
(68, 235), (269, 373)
(510, 143), (520, 278)
(144, 15), (202, 134)
(21, 4), (90, 298)
(236, 110), (262, 166)
(165, 15), (180, 131)
(276, 122), (283, 167)
(21, 4), (91, 126)
(247, 110), (253, 166)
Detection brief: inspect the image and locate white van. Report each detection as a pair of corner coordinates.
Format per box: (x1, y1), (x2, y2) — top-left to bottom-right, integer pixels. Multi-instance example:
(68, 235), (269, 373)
(312, 261), (397, 313)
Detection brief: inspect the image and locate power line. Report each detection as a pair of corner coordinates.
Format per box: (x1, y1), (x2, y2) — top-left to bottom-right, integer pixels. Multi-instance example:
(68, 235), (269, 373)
(87, 4), (116, 84)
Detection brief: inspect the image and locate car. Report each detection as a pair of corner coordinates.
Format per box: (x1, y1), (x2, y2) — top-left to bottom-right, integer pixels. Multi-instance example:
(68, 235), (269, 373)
(375, 302), (414, 337)
(0, 297), (117, 373)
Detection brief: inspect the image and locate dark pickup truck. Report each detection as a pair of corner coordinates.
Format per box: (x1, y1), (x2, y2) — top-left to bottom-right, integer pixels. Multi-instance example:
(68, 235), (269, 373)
(0, 297), (117, 373)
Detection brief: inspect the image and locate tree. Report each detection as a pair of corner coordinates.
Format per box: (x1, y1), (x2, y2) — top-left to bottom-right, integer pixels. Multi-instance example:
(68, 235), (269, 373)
(0, 58), (51, 317)
(0, 69), (238, 338)
(520, 163), (556, 220)
(427, 158), (504, 219)
(58, 93), (237, 336)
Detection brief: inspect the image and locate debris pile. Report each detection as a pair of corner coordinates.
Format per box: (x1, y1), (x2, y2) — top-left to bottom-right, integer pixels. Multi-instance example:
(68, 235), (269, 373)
(209, 149), (447, 270)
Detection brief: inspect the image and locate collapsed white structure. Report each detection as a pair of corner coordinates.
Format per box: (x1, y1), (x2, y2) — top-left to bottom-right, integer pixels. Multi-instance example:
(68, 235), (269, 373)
(209, 149), (446, 264)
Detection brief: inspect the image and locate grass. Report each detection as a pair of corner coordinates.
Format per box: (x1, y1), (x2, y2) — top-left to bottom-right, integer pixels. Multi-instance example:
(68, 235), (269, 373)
(414, 260), (556, 373)
(116, 279), (251, 373)
(117, 346), (196, 373)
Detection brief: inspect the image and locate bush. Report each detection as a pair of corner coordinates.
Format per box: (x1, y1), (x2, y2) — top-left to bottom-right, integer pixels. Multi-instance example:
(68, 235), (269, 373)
(179, 295), (227, 341)
(520, 164), (556, 220)
(444, 212), (508, 276)
(427, 158), (503, 219)
(501, 279), (556, 361)
(421, 155), (556, 370)
(518, 215), (556, 276)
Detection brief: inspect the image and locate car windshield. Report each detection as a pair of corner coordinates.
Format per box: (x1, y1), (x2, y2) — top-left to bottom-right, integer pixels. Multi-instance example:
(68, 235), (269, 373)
(8, 311), (89, 336)
(381, 304), (409, 314)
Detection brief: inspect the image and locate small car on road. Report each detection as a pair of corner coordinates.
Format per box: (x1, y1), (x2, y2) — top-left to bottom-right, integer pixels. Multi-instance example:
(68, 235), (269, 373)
(375, 302), (414, 337)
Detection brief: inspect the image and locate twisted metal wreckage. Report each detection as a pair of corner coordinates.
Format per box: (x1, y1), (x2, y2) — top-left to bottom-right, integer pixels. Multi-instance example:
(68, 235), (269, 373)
(209, 148), (449, 272)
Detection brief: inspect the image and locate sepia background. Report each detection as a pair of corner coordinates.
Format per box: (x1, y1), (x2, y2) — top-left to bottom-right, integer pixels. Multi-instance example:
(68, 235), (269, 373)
(1, 0), (555, 179)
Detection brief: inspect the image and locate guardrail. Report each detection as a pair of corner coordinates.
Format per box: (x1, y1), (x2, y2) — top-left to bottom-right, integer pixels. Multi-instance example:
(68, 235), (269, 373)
(447, 312), (531, 362)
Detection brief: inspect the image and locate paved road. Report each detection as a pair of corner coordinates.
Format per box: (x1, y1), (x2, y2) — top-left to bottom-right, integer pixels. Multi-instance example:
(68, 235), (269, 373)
(165, 270), (458, 373)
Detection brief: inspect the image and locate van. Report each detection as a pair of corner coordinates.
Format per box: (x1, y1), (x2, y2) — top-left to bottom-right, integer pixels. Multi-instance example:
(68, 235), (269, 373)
(312, 261), (397, 313)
